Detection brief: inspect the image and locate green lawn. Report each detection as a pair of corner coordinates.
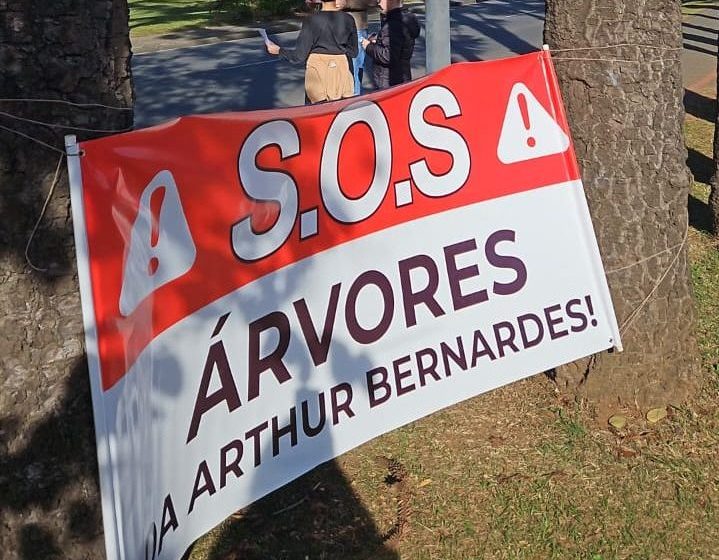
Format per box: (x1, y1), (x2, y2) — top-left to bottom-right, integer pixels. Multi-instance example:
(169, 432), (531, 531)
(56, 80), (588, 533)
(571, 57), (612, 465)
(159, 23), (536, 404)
(129, 0), (229, 38)
(129, 0), (304, 38)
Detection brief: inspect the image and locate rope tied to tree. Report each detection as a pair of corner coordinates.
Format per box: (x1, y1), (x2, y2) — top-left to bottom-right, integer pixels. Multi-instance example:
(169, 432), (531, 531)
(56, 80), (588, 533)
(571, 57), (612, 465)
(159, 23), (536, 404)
(24, 154), (66, 273)
(616, 225), (690, 335)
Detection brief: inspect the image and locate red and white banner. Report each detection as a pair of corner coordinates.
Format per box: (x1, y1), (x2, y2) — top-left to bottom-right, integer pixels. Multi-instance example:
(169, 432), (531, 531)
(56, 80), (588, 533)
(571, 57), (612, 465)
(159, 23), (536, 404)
(67, 51), (620, 560)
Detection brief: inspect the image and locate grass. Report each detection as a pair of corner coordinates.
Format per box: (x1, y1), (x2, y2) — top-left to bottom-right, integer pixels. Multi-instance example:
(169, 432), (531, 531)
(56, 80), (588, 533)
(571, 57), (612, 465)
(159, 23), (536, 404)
(128, 0), (306, 39)
(185, 35), (719, 560)
(190, 372), (719, 559)
(129, 0), (225, 38)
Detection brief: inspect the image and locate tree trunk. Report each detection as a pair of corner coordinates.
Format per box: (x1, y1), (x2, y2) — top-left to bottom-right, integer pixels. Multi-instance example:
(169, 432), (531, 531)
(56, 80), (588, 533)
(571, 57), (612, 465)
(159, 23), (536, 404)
(544, 1), (701, 412)
(0, 1), (133, 558)
(709, 36), (719, 234)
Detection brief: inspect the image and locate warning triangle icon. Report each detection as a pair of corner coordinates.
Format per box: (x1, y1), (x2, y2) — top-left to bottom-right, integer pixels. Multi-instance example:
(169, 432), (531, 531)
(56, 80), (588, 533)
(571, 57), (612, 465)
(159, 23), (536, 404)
(497, 82), (570, 164)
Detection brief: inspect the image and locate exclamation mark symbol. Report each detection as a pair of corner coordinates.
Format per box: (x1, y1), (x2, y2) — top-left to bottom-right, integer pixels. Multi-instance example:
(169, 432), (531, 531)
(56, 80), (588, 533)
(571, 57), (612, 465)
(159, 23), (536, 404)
(148, 186), (166, 275)
(585, 295), (598, 327)
(517, 93), (536, 148)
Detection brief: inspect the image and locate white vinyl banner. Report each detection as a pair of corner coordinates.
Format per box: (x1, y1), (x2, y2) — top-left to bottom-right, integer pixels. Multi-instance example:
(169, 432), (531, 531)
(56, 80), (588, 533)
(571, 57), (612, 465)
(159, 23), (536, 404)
(68, 53), (621, 559)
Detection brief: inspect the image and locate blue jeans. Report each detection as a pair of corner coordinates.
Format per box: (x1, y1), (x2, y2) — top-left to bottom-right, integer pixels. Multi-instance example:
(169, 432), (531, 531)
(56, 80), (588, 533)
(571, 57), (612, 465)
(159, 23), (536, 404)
(353, 28), (368, 95)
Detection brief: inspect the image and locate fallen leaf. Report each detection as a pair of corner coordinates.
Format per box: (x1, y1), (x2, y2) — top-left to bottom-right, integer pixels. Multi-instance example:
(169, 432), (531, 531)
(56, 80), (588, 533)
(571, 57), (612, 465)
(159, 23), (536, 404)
(417, 478), (432, 488)
(617, 445), (638, 458)
(488, 434), (505, 447)
(646, 407), (667, 424)
(608, 414), (627, 430)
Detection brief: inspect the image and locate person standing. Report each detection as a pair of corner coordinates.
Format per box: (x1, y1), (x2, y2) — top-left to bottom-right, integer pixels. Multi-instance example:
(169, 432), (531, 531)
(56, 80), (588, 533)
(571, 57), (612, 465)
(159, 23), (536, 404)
(336, 0), (375, 95)
(266, 1), (358, 104)
(361, 0), (420, 89)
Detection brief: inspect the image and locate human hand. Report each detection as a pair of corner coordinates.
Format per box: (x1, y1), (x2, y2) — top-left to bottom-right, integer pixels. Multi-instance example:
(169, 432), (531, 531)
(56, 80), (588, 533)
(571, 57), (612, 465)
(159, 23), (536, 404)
(266, 41), (280, 55)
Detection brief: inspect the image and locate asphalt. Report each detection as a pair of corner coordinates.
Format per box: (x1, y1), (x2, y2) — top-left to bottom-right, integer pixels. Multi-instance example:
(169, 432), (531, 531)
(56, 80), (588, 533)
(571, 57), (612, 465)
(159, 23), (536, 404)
(682, 6), (718, 93)
(132, 2), (718, 67)
(129, 2), (716, 128)
(131, 0), (471, 54)
(131, 0), (545, 127)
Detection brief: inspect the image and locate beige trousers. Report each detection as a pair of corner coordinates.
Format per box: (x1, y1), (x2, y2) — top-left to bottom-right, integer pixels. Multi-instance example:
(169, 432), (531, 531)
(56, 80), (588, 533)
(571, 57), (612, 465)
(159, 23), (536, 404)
(305, 53), (354, 104)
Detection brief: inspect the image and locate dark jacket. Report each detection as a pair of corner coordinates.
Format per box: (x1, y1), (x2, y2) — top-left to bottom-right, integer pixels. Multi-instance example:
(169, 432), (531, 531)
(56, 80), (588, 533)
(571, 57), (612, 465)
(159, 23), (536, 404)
(364, 7), (420, 89)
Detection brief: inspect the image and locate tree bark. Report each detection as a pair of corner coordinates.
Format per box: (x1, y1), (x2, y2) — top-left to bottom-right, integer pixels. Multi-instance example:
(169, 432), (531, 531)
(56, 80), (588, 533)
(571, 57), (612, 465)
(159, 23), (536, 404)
(544, 1), (701, 411)
(0, 1), (133, 558)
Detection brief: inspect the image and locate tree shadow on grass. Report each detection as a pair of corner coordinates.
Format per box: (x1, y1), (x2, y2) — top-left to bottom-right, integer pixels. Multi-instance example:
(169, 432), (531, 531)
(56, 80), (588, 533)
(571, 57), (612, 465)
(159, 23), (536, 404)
(687, 148), (714, 234)
(688, 193), (714, 233)
(684, 89), (716, 123)
(198, 459), (401, 560)
(688, 147), (713, 185)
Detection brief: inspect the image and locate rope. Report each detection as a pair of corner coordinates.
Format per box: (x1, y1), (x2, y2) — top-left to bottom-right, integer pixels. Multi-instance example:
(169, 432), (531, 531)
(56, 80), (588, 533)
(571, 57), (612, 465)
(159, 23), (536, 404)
(551, 43), (682, 53)
(606, 238), (686, 275)
(24, 154), (66, 273)
(0, 110), (133, 134)
(553, 57), (640, 64)
(618, 225), (689, 335)
(0, 98), (132, 111)
(550, 43), (681, 65)
(0, 123), (66, 155)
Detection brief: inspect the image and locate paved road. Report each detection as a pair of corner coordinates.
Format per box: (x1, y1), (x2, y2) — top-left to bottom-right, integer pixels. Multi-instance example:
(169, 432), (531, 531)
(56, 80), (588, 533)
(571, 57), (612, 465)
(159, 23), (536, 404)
(132, 0), (544, 128)
(682, 6), (718, 92)
(132, 0), (714, 128)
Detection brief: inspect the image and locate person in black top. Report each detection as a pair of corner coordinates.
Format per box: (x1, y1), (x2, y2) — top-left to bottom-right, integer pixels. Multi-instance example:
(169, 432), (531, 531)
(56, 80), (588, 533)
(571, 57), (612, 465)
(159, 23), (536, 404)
(266, 1), (358, 104)
(361, 0), (420, 89)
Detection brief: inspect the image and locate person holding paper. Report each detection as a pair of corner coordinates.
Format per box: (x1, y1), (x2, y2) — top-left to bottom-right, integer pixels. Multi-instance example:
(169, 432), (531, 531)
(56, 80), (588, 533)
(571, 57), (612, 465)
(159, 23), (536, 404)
(265, 1), (358, 104)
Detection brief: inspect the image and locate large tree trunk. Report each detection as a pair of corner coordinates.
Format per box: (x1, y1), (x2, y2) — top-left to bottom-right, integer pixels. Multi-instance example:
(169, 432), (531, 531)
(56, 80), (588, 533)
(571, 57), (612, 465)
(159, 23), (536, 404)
(544, 1), (701, 411)
(0, 1), (133, 558)
(709, 37), (719, 233)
